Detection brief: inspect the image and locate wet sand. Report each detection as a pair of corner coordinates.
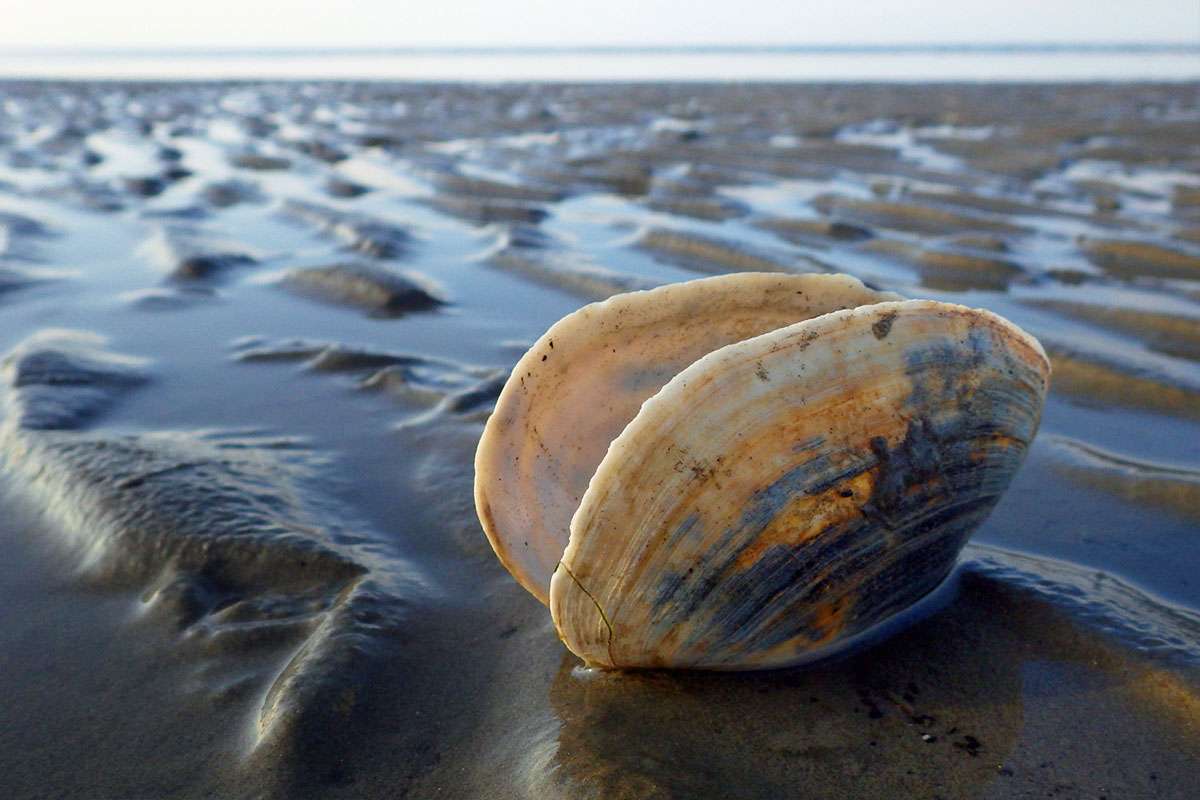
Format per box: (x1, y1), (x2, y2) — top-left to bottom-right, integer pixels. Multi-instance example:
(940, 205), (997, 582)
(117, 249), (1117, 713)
(0, 80), (1197, 799)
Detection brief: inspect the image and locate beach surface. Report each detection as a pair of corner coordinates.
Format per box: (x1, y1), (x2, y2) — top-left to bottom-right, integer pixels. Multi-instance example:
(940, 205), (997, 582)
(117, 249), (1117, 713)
(0, 80), (1198, 799)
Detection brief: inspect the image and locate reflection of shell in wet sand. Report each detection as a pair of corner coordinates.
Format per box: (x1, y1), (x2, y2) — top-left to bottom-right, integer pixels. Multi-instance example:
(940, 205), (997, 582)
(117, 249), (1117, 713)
(539, 574), (1031, 800)
(475, 273), (1050, 669)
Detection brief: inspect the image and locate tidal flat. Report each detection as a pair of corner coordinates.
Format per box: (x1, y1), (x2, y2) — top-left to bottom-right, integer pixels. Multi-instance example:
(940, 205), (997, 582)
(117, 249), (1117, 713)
(0, 80), (1197, 799)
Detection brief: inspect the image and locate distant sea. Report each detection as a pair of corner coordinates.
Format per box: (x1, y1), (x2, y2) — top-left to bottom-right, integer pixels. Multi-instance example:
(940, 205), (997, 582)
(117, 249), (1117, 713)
(0, 43), (1197, 82)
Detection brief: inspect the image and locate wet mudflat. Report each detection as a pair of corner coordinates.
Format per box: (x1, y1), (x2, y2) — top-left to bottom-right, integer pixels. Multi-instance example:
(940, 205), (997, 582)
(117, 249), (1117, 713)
(0, 80), (1197, 799)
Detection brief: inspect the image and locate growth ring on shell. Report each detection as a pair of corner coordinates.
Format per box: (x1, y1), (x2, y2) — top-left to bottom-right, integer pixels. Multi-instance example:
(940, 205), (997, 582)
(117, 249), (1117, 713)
(475, 273), (1049, 670)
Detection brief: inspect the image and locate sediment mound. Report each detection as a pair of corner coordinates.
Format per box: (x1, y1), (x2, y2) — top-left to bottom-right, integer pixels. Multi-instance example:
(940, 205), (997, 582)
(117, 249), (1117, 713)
(232, 335), (504, 420)
(282, 199), (414, 259)
(636, 228), (827, 275)
(140, 225), (259, 281)
(0, 330), (421, 791)
(279, 262), (446, 316)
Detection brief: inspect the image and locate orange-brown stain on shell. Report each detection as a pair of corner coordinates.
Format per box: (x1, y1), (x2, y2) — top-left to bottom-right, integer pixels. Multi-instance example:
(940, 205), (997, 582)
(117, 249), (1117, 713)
(808, 596), (853, 646)
(731, 470), (878, 571)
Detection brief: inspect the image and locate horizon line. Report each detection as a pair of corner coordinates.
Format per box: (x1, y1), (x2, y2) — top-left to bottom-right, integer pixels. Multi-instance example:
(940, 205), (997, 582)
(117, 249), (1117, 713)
(3, 41), (1198, 58)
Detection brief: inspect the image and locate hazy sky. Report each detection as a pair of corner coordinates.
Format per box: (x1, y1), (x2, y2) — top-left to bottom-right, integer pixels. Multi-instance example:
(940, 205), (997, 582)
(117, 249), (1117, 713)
(4, 0), (1198, 48)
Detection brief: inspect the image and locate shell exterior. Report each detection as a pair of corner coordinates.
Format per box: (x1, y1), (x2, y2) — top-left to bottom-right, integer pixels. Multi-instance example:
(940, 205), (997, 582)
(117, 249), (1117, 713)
(548, 299), (1049, 669)
(475, 273), (898, 604)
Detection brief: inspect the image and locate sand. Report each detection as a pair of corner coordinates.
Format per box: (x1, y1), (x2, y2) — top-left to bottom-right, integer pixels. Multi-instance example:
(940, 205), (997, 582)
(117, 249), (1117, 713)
(0, 80), (1197, 799)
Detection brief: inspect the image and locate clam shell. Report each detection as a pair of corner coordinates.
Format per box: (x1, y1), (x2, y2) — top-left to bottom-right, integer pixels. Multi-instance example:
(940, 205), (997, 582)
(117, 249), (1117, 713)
(475, 273), (897, 603)
(550, 299), (1049, 669)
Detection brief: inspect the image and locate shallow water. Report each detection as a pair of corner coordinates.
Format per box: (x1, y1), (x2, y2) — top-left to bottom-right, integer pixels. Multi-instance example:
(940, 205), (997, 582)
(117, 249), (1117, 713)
(0, 80), (1198, 798)
(1, 47), (1198, 82)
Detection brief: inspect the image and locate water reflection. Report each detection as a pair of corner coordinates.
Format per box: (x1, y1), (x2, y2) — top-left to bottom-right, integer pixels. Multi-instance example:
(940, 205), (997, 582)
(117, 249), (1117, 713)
(539, 569), (1199, 799)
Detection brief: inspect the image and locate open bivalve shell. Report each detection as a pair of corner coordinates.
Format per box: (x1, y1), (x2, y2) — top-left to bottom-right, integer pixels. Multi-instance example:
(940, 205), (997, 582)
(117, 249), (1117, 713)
(475, 273), (1049, 670)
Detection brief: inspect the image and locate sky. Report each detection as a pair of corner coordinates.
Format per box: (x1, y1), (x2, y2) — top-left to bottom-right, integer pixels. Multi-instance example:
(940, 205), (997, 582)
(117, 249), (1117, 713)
(2, 0), (1198, 49)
